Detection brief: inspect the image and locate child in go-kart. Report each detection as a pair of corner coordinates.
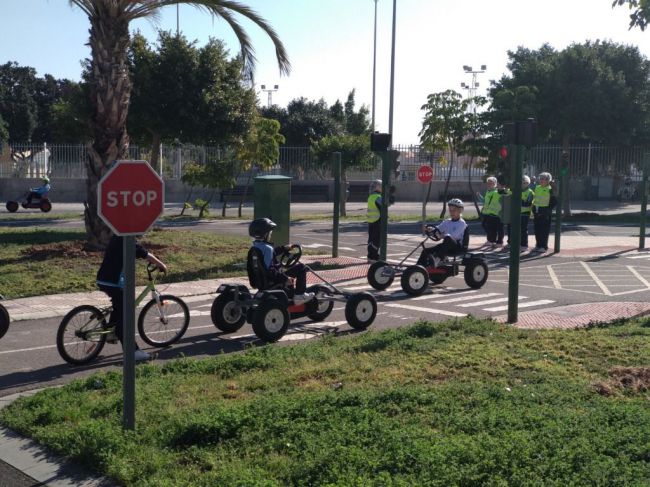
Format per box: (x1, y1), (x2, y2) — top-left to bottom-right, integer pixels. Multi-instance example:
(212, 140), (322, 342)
(26, 176), (51, 204)
(249, 218), (314, 304)
(417, 198), (467, 268)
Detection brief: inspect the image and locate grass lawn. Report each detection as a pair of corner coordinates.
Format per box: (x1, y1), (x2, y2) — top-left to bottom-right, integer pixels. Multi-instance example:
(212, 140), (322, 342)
(1, 318), (649, 486)
(0, 211), (83, 221)
(0, 228), (251, 299)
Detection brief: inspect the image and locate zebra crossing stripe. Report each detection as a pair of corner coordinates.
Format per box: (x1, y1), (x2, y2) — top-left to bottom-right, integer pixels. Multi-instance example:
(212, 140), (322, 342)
(483, 299), (555, 312)
(386, 303), (467, 317)
(432, 292), (502, 304)
(457, 296), (527, 307)
(628, 255), (650, 259)
(410, 290), (477, 301)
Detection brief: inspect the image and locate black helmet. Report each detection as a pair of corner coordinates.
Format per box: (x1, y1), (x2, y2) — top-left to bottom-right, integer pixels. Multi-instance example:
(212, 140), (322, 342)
(249, 218), (277, 239)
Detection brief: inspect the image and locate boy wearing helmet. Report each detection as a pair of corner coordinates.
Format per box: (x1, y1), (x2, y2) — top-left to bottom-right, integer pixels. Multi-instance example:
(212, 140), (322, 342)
(26, 176), (51, 204)
(249, 218), (314, 304)
(417, 198), (467, 267)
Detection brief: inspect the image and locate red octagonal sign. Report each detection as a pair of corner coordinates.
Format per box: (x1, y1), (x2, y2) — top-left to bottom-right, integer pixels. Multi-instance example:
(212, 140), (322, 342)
(98, 160), (164, 236)
(417, 165), (434, 184)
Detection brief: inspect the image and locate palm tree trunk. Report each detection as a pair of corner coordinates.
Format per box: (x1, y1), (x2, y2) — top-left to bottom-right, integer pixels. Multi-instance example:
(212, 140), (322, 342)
(84, 14), (132, 249)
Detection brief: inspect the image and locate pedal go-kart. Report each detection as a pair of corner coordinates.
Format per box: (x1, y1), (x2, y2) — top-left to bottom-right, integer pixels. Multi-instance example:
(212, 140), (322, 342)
(367, 224), (489, 296)
(6, 191), (52, 213)
(0, 295), (9, 340)
(211, 244), (378, 343)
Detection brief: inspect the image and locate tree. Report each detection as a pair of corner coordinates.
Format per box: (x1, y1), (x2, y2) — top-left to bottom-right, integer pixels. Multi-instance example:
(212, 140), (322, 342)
(128, 31), (256, 169)
(64, 0), (290, 248)
(261, 97), (339, 146)
(312, 134), (374, 216)
(419, 90), (471, 219)
(613, 0), (650, 29)
(0, 62), (39, 141)
(233, 117), (285, 217)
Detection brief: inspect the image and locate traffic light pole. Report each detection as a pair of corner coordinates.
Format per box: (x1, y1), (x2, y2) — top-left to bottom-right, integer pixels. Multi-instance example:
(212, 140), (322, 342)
(379, 151), (393, 261)
(123, 236), (136, 431)
(554, 155), (568, 253)
(640, 153), (649, 250)
(507, 145), (523, 324)
(332, 152), (341, 257)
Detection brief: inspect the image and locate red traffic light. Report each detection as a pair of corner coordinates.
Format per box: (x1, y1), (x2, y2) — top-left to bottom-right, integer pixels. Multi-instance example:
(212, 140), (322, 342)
(499, 146), (508, 159)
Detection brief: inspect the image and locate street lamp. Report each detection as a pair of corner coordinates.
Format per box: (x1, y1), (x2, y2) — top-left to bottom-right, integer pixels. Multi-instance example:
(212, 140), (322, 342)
(388, 0), (397, 144)
(462, 64), (486, 114)
(260, 84), (279, 107)
(372, 0), (378, 131)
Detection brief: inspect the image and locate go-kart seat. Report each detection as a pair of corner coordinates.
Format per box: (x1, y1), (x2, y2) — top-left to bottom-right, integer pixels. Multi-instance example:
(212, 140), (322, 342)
(246, 247), (289, 291)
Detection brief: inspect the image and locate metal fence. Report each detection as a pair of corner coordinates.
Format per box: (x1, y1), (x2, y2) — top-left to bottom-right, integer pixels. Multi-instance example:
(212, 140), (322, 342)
(1, 142), (647, 182)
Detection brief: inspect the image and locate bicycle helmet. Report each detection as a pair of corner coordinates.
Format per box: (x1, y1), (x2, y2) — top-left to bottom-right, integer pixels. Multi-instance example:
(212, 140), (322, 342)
(447, 198), (464, 209)
(249, 218), (277, 240)
(42, 176), (50, 184)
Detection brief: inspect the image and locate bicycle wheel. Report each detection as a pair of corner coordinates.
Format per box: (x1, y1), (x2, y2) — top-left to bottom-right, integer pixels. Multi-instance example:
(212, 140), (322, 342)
(57, 305), (107, 365)
(138, 295), (190, 347)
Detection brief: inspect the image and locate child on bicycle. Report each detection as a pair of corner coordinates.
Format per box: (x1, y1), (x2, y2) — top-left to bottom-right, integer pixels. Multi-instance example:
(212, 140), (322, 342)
(417, 198), (467, 268)
(96, 235), (167, 361)
(249, 218), (314, 304)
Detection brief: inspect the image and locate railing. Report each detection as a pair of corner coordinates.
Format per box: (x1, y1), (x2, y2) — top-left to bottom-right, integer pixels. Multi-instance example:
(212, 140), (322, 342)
(1, 142), (647, 182)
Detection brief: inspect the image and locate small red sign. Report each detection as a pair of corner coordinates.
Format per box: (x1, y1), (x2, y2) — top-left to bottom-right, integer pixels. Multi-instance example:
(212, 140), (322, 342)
(417, 165), (434, 184)
(98, 160), (164, 236)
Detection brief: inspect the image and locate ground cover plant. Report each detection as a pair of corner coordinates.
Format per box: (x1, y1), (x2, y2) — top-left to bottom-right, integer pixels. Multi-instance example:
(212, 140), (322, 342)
(0, 228), (251, 298)
(1, 317), (649, 485)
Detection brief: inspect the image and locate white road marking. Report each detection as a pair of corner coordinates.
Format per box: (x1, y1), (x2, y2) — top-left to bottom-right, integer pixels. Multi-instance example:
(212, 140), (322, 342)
(628, 254), (650, 259)
(483, 299), (555, 312)
(580, 261), (612, 296)
(457, 296), (527, 307)
(410, 290), (477, 301)
(547, 265), (562, 289)
(433, 292), (502, 304)
(627, 265), (650, 290)
(386, 303), (467, 317)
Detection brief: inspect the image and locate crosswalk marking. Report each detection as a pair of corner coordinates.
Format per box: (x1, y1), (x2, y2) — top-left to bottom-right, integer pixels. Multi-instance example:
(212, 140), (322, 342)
(410, 290), (477, 301)
(483, 299), (555, 312)
(457, 296), (527, 307)
(386, 303), (467, 317)
(432, 292), (501, 304)
(628, 254), (650, 259)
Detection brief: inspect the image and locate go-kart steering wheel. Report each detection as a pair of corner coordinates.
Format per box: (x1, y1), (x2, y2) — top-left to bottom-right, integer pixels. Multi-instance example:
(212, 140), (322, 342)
(425, 225), (441, 241)
(279, 244), (302, 267)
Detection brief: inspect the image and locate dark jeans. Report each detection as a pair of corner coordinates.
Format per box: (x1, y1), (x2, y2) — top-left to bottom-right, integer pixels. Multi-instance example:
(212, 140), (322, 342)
(98, 284), (140, 350)
(482, 214), (501, 243)
(533, 210), (552, 249)
(506, 214), (531, 247)
(367, 220), (381, 259)
(271, 263), (307, 294)
(417, 236), (462, 266)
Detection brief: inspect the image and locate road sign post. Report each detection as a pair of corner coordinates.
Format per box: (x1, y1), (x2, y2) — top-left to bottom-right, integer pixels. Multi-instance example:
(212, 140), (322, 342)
(417, 165), (434, 234)
(554, 152), (569, 253)
(98, 160), (164, 431)
(332, 152), (341, 258)
(641, 153), (650, 250)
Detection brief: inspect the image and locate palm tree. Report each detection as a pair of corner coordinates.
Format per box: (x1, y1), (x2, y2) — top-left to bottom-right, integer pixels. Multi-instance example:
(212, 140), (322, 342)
(68, 0), (290, 248)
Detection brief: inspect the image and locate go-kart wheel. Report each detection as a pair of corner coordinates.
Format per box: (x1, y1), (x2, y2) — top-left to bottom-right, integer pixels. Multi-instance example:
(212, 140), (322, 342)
(252, 299), (289, 343)
(0, 304), (9, 340)
(211, 291), (247, 333)
(464, 260), (489, 289)
(367, 261), (394, 290)
(40, 200), (52, 212)
(345, 292), (377, 330)
(6, 201), (18, 213)
(401, 265), (429, 296)
(306, 285), (334, 322)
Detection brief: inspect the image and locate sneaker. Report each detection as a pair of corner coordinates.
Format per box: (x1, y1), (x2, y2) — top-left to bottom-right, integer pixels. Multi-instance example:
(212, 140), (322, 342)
(293, 292), (315, 305)
(532, 246), (544, 253)
(134, 349), (151, 362)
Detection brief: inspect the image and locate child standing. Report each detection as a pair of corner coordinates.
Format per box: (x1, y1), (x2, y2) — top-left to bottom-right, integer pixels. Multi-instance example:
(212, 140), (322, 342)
(481, 177), (502, 248)
(532, 172), (556, 252)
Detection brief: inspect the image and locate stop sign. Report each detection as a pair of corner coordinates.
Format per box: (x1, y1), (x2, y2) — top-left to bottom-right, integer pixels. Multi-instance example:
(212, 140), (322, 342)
(98, 160), (164, 236)
(417, 165), (434, 184)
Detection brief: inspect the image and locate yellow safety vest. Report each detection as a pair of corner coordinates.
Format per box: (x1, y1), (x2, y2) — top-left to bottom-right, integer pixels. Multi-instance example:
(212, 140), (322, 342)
(482, 189), (501, 216)
(521, 188), (534, 215)
(534, 185), (551, 208)
(367, 193), (381, 223)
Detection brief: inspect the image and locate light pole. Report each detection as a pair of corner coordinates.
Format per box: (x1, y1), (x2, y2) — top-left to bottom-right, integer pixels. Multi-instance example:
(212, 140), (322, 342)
(372, 0), (378, 131)
(462, 64), (487, 114)
(176, 5), (180, 36)
(388, 0), (397, 144)
(260, 84), (279, 107)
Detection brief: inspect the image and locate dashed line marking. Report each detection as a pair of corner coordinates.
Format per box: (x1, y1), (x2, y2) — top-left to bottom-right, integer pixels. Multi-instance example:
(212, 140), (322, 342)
(547, 265), (562, 289)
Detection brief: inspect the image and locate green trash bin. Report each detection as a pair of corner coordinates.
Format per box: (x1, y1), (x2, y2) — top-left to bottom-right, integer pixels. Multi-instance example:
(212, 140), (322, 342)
(254, 175), (291, 246)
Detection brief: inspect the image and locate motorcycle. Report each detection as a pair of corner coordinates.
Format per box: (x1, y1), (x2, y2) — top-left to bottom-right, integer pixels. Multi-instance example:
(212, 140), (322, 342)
(5, 191), (52, 213)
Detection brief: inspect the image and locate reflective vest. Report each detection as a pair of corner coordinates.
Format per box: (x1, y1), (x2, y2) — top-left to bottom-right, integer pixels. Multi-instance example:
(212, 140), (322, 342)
(482, 189), (501, 216)
(534, 185), (551, 208)
(521, 188), (534, 215)
(367, 193), (381, 223)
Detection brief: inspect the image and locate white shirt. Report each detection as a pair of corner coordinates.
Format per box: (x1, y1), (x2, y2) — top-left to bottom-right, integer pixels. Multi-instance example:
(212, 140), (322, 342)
(437, 217), (467, 244)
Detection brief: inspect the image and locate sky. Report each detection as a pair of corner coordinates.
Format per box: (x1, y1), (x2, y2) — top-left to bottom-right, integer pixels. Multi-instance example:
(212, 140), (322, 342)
(1, 0), (649, 144)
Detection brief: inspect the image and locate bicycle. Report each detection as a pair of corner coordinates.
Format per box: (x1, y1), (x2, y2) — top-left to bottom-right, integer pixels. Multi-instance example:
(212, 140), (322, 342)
(56, 264), (190, 365)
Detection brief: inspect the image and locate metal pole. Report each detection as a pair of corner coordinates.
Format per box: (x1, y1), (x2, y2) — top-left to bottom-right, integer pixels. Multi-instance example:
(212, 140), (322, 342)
(388, 0), (397, 142)
(554, 165), (565, 253)
(176, 5), (180, 36)
(372, 0), (378, 131)
(507, 145), (523, 324)
(640, 153), (649, 250)
(122, 236), (136, 431)
(380, 151), (394, 261)
(332, 152), (341, 257)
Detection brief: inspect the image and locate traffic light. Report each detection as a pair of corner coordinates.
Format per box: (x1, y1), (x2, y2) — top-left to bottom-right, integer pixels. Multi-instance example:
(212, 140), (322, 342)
(370, 132), (391, 152)
(561, 151), (569, 167)
(499, 146), (508, 160)
(504, 119), (538, 147)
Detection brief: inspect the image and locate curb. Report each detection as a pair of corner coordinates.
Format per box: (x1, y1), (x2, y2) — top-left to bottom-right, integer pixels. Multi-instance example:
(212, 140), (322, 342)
(0, 388), (115, 487)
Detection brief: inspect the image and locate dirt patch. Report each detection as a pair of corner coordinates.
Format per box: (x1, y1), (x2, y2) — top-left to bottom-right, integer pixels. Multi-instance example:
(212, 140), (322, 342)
(21, 242), (101, 260)
(593, 366), (650, 396)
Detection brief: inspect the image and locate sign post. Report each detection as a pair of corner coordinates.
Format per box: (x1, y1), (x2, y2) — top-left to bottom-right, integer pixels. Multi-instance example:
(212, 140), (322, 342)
(417, 165), (434, 234)
(332, 152), (341, 258)
(98, 160), (164, 431)
(641, 153), (650, 250)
